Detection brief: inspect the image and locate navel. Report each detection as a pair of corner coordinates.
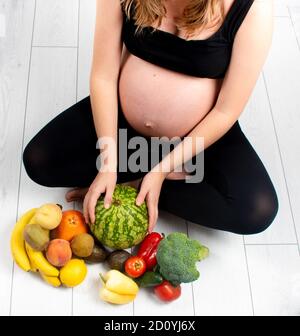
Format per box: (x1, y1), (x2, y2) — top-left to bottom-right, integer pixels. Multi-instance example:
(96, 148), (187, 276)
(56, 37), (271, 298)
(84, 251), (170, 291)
(145, 121), (154, 128)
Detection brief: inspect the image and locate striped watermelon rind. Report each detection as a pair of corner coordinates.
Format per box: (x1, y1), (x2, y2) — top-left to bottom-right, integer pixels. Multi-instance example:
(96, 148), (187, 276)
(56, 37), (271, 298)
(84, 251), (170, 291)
(90, 184), (148, 249)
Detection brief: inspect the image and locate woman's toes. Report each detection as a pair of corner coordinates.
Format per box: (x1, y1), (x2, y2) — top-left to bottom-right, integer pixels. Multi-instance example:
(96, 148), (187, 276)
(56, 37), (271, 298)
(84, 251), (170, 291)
(166, 171), (189, 180)
(65, 190), (76, 202)
(65, 188), (88, 202)
(121, 178), (142, 190)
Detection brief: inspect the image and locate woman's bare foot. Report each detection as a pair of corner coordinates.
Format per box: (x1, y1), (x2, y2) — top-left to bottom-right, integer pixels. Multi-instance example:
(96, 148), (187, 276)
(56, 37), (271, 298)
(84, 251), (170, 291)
(65, 188), (89, 202)
(65, 178), (142, 203)
(122, 171), (189, 189)
(121, 178), (142, 190)
(166, 171), (190, 180)
(65, 172), (186, 203)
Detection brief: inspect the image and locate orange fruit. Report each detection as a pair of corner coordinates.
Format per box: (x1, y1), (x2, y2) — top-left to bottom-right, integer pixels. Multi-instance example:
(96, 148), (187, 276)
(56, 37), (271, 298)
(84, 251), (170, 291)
(53, 210), (88, 242)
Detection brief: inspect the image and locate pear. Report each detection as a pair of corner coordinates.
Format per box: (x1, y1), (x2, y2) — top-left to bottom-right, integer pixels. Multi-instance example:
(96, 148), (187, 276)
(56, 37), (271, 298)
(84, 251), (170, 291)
(23, 224), (49, 251)
(33, 203), (62, 230)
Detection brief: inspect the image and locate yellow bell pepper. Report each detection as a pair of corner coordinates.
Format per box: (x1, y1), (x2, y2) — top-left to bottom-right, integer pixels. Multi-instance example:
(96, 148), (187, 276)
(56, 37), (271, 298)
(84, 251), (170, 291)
(99, 270), (139, 305)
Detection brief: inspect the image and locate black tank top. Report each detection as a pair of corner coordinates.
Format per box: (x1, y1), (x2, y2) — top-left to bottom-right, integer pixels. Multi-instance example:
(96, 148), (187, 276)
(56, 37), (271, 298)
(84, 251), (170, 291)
(122, 0), (254, 78)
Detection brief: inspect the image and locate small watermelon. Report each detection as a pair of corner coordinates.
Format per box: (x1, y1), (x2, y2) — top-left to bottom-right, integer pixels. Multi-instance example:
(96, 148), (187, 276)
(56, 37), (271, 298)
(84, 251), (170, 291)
(90, 184), (148, 249)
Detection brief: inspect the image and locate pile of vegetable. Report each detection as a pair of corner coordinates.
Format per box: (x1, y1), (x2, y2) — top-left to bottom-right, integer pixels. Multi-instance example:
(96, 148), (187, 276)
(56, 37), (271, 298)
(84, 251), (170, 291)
(100, 232), (209, 304)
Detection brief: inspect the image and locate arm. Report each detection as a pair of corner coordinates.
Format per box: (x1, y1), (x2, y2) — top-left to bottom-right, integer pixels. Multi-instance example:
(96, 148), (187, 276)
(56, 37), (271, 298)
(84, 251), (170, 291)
(90, 0), (123, 169)
(84, 0), (123, 224)
(159, 0), (274, 174)
(137, 0), (274, 231)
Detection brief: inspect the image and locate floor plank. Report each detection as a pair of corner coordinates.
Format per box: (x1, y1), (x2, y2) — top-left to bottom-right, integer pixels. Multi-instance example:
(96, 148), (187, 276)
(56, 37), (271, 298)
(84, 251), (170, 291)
(0, 0), (35, 316)
(240, 75), (296, 244)
(134, 212), (194, 316)
(188, 222), (253, 316)
(33, 0), (79, 47)
(10, 47), (77, 316)
(275, 0), (289, 17)
(77, 0), (96, 100)
(72, 0), (135, 315)
(73, 262), (135, 316)
(289, 6), (300, 47)
(246, 245), (300, 315)
(263, 17), (300, 252)
(72, 202), (134, 316)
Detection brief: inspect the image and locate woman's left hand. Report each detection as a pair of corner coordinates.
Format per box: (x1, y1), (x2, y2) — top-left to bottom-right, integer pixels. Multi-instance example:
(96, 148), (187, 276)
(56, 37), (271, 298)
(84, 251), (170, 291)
(136, 170), (166, 233)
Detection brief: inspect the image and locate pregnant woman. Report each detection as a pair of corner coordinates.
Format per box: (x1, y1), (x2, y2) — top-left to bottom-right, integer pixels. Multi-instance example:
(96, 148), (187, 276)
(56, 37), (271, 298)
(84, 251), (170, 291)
(23, 0), (278, 235)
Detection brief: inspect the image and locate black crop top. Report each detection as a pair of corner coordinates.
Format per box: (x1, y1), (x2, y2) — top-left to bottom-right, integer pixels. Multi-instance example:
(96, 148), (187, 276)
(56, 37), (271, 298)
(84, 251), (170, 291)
(122, 0), (254, 79)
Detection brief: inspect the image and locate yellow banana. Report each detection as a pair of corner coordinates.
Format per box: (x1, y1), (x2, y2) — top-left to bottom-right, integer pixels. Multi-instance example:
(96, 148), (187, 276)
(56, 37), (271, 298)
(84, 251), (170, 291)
(25, 242), (59, 277)
(40, 273), (61, 287)
(30, 262), (38, 273)
(24, 243), (38, 272)
(28, 216), (36, 225)
(10, 208), (37, 272)
(25, 244), (60, 286)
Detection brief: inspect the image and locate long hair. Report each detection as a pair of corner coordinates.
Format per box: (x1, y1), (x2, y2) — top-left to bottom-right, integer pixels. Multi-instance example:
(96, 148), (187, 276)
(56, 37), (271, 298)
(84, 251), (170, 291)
(121, 0), (225, 37)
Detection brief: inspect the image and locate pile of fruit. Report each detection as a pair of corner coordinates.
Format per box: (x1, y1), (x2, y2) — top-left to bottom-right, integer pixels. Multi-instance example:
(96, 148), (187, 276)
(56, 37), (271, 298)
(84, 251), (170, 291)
(10, 204), (100, 287)
(10, 185), (209, 304)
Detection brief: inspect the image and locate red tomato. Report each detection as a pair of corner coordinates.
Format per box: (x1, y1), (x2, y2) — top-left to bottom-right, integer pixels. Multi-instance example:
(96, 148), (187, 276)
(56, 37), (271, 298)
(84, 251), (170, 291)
(125, 256), (146, 278)
(154, 281), (181, 302)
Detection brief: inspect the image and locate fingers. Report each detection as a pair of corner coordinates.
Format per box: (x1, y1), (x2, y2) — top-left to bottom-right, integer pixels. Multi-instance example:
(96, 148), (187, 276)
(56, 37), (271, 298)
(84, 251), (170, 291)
(83, 188), (102, 224)
(88, 193), (100, 224)
(83, 183), (116, 224)
(81, 172), (117, 224)
(83, 193), (89, 224)
(104, 184), (115, 209)
(136, 187), (147, 206)
(147, 195), (158, 233)
(136, 177), (160, 232)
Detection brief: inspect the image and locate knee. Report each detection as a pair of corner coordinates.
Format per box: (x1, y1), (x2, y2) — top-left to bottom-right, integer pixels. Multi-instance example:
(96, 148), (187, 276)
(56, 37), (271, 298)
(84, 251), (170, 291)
(23, 141), (52, 187)
(233, 189), (279, 235)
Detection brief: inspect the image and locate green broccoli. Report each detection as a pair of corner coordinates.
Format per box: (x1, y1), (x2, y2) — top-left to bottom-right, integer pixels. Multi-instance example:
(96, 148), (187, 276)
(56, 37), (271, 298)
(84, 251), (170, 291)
(156, 232), (209, 286)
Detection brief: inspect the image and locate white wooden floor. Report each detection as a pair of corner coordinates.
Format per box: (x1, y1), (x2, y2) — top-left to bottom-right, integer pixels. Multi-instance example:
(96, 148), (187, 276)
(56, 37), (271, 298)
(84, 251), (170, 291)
(1, 0), (300, 316)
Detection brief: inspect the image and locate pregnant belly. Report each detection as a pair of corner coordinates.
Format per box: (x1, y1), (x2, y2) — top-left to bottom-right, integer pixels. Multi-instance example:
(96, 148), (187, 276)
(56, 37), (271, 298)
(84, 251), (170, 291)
(119, 53), (222, 138)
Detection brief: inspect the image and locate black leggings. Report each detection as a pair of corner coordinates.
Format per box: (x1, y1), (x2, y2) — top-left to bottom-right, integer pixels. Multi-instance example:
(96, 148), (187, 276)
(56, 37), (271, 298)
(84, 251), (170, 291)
(23, 96), (279, 235)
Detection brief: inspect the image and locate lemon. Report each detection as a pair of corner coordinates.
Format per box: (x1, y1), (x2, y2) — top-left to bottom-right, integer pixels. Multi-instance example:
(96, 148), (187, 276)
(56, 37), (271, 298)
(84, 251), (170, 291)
(60, 259), (87, 287)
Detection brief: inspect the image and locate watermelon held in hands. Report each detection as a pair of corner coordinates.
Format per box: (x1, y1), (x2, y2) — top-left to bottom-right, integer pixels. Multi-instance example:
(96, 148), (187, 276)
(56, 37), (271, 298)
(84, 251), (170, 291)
(90, 185), (148, 249)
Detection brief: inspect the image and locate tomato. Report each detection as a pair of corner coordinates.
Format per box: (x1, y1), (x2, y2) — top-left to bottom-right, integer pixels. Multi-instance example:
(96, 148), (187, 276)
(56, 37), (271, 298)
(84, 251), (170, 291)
(154, 280), (181, 302)
(125, 256), (147, 278)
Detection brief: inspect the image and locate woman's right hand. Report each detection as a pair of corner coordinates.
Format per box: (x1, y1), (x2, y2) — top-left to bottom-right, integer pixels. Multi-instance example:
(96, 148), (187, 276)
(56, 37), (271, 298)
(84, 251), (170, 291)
(83, 171), (117, 224)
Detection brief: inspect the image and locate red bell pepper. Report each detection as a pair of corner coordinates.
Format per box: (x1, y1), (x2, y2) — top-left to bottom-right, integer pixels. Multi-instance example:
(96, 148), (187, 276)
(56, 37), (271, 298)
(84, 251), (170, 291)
(137, 232), (164, 270)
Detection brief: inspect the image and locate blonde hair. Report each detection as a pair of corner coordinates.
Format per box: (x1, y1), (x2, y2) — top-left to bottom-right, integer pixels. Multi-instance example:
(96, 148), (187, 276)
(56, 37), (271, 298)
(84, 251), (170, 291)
(121, 0), (225, 36)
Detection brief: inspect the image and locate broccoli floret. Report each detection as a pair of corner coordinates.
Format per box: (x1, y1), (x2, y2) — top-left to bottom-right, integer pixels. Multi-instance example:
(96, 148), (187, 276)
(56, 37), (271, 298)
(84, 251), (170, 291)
(156, 232), (209, 286)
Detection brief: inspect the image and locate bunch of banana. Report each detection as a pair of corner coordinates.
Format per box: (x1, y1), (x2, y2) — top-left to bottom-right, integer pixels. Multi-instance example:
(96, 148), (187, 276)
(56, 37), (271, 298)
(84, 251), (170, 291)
(10, 208), (61, 287)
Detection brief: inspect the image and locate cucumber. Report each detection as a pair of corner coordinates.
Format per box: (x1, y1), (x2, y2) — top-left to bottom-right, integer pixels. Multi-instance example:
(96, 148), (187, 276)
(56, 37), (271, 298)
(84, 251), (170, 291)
(135, 272), (163, 288)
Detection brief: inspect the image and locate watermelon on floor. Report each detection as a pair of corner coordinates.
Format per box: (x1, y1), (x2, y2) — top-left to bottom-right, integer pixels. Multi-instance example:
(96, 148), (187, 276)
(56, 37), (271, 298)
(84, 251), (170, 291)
(90, 184), (149, 249)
